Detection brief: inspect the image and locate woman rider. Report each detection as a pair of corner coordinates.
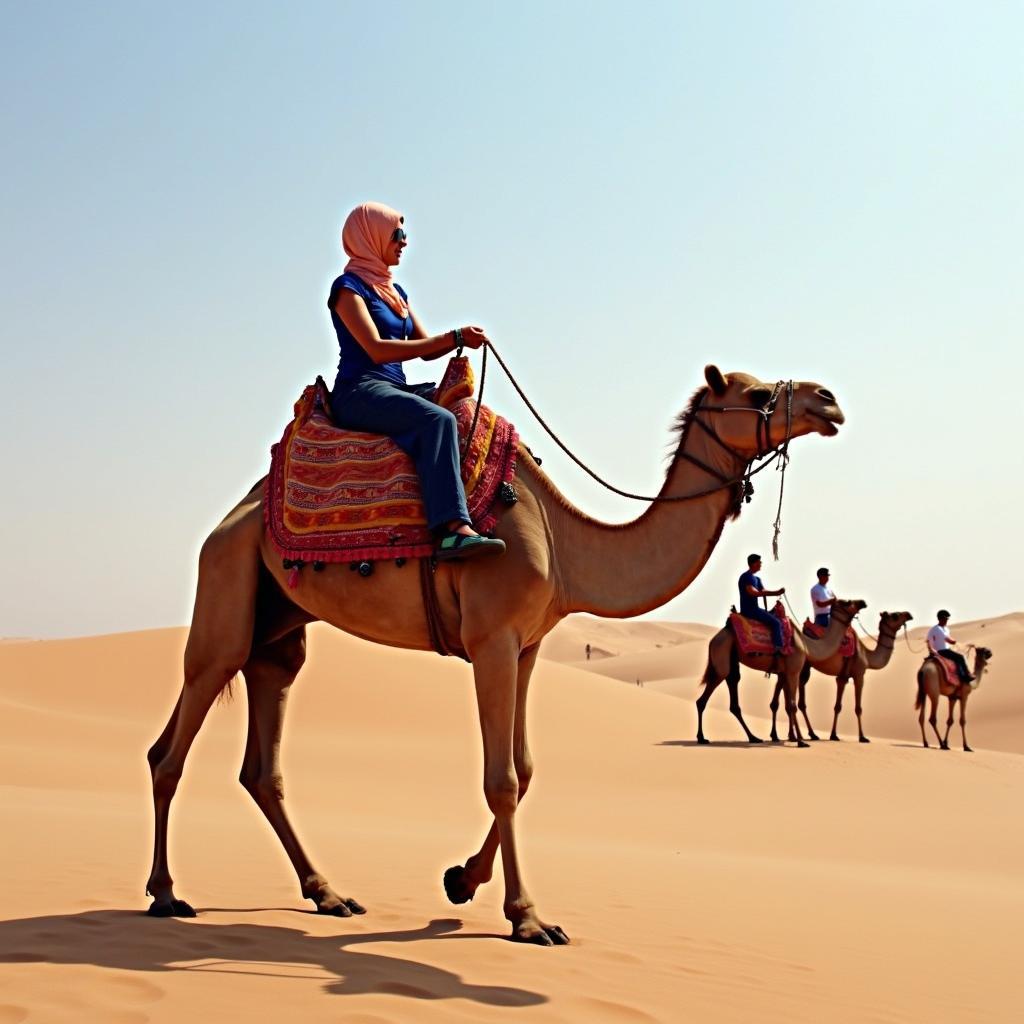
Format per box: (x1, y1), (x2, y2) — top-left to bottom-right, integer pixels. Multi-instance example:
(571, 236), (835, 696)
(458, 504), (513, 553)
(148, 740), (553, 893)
(328, 201), (506, 561)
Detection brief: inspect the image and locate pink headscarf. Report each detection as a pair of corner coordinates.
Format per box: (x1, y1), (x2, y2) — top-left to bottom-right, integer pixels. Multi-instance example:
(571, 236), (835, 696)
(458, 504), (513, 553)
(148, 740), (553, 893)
(341, 202), (409, 319)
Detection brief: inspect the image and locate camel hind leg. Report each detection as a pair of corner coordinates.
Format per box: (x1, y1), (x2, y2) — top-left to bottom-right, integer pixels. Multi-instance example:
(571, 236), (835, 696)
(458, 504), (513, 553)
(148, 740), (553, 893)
(795, 665), (818, 741)
(830, 677), (847, 741)
(696, 633), (743, 744)
(240, 627), (365, 916)
(146, 514), (261, 916)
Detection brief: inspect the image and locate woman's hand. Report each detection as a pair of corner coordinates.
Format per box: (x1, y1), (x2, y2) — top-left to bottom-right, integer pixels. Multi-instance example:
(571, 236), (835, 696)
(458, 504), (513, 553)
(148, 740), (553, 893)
(458, 325), (490, 350)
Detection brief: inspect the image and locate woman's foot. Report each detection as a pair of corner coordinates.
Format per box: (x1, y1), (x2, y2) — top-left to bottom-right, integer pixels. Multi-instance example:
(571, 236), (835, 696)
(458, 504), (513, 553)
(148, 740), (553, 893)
(435, 531), (506, 561)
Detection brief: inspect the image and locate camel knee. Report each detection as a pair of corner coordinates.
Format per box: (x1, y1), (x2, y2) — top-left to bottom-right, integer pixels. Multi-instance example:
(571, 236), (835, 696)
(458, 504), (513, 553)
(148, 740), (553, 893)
(484, 772), (519, 817)
(242, 769), (285, 806)
(151, 758), (183, 801)
(515, 757), (534, 799)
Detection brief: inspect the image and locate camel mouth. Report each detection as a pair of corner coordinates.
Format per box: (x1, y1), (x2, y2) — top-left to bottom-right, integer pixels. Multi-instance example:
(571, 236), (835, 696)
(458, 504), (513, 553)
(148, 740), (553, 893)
(808, 408), (844, 436)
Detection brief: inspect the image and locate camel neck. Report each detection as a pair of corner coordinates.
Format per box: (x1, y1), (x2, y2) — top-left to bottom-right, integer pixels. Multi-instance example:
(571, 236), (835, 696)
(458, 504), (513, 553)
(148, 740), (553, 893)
(522, 415), (744, 619)
(804, 611), (856, 660)
(865, 628), (898, 670)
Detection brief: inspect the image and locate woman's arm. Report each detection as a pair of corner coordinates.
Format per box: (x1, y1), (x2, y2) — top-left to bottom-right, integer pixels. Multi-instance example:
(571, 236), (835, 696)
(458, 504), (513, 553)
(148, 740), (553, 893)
(335, 291), (486, 364)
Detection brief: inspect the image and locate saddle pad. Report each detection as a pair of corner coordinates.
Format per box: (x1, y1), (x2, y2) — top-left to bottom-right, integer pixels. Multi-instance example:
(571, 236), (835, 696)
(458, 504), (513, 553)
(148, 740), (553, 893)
(802, 620), (857, 659)
(728, 602), (794, 656)
(927, 654), (962, 689)
(265, 356), (518, 564)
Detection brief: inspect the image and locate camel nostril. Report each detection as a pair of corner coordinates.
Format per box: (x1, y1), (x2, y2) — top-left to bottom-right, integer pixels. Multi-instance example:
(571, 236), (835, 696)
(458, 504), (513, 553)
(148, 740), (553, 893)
(816, 388), (836, 402)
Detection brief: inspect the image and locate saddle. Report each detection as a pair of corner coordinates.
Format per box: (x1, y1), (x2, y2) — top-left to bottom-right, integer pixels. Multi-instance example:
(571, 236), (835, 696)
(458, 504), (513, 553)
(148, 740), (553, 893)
(925, 653), (964, 689)
(265, 356), (519, 569)
(802, 619), (857, 659)
(728, 602), (795, 656)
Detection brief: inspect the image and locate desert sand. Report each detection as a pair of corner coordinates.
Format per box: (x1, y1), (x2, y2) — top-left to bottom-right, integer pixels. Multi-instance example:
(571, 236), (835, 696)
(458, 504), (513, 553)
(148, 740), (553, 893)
(1, 615), (1022, 1023)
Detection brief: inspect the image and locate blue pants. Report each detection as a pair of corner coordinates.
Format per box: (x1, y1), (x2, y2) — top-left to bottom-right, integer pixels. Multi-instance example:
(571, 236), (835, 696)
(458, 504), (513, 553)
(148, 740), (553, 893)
(743, 607), (785, 649)
(814, 613), (831, 628)
(331, 376), (470, 532)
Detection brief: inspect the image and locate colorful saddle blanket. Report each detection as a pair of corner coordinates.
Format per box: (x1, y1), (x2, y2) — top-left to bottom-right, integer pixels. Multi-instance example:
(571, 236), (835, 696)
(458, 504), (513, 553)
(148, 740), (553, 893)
(927, 653), (962, 689)
(802, 620), (857, 659)
(728, 602), (795, 656)
(265, 356), (518, 565)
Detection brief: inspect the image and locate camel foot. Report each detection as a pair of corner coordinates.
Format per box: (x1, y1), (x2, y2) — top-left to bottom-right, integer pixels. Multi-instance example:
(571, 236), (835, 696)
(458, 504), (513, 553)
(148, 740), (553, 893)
(696, 735), (710, 745)
(830, 734), (840, 742)
(510, 920), (570, 946)
(443, 865), (480, 905)
(147, 897), (196, 918)
(964, 745), (973, 753)
(314, 895), (366, 917)
(807, 732), (820, 741)
(859, 736), (871, 744)
(940, 741), (950, 751)
(922, 741), (930, 749)
(797, 740), (810, 749)
(747, 735), (763, 744)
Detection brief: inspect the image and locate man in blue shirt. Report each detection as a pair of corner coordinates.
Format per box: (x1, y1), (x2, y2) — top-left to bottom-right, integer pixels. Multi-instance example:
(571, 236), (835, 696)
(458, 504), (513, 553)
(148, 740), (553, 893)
(738, 553), (787, 652)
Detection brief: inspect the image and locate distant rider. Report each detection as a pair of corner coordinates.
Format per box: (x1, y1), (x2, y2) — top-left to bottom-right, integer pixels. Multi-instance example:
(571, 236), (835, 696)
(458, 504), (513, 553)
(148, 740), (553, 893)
(810, 567), (836, 627)
(738, 553), (787, 653)
(926, 609), (973, 684)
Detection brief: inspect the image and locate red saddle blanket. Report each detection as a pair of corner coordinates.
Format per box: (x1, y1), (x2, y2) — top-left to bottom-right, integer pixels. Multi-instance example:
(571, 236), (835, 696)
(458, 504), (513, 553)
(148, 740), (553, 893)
(926, 654), (962, 688)
(265, 356), (518, 565)
(728, 602), (795, 656)
(802, 620), (857, 659)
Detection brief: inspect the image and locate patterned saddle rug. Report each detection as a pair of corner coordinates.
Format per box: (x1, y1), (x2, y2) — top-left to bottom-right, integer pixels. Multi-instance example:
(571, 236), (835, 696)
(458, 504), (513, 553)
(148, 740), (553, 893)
(802, 620), (857, 659)
(728, 602), (795, 656)
(926, 653), (963, 689)
(265, 356), (518, 567)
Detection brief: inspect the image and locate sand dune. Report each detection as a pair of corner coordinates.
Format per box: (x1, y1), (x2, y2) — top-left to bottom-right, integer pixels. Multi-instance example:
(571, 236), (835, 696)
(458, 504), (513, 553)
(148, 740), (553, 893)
(2, 620), (1022, 1022)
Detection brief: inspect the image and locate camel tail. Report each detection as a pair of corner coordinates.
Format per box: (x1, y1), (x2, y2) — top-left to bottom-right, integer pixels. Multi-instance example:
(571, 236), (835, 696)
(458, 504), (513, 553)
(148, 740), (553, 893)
(914, 668), (926, 711)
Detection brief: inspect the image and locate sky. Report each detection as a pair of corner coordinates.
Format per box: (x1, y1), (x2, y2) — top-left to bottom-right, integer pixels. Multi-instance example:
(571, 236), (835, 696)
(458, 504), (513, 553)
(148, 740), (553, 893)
(1, 1), (1021, 638)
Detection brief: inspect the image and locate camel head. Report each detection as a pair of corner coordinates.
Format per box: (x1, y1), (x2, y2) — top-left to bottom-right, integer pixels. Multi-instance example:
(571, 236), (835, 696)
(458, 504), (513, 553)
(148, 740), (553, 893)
(879, 610), (914, 634)
(972, 646), (993, 687)
(699, 365), (845, 458)
(832, 598), (868, 625)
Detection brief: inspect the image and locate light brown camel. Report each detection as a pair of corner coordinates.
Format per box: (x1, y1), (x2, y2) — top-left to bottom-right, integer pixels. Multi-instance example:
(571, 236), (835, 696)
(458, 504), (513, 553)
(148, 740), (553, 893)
(916, 646), (993, 752)
(694, 598), (866, 747)
(145, 364), (844, 944)
(776, 609), (914, 743)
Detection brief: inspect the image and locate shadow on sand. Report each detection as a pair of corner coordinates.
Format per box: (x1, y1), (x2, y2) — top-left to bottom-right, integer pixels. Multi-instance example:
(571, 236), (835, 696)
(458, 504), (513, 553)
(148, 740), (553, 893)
(658, 739), (789, 749)
(0, 910), (546, 1007)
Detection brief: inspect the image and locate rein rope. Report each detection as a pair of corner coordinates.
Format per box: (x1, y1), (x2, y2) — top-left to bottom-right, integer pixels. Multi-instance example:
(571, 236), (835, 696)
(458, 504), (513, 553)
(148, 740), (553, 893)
(462, 341), (795, 549)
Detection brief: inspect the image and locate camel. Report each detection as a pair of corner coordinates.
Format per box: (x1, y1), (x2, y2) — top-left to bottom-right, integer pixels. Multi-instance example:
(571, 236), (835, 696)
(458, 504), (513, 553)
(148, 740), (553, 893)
(695, 598), (867, 747)
(916, 646), (993, 752)
(145, 364), (844, 944)
(773, 610), (914, 743)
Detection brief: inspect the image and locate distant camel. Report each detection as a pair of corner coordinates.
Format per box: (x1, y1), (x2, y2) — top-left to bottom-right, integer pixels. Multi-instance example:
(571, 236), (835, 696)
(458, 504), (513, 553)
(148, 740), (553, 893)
(695, 598), (866, 747)
(916, 646), (993, 752)
(772, 610), (913, 743)
(145, 365), (844, 944)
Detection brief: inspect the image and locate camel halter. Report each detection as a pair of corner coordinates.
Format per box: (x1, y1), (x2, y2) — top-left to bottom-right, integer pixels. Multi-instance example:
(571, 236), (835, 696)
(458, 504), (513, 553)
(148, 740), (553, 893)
(464, 341), (795, 557)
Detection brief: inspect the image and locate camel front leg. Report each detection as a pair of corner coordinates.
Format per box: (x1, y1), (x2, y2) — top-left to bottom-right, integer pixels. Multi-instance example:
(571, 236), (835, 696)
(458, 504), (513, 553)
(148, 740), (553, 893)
(240, 629), (365, 917)
(853, 674), (870, 743)
(769, 678), (784, 742)
(444, 644), (539, 905)
(469, 634), (567, 946)
(781, 669), (809, 748)
(942, 696), (957, 750)
(959, 693), (972, 752)
(928, 693), (944, 749)
(796, 674), (818, 741)
(830, 678), (847, 740)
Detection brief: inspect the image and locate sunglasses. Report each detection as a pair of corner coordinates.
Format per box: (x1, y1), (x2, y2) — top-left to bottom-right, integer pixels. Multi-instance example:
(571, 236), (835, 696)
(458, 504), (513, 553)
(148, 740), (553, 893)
(391, 227), (407, 243)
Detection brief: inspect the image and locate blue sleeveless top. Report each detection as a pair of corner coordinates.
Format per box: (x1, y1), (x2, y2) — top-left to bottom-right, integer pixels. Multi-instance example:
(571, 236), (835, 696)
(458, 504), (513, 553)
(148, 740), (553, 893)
(328, 272), (412, 388)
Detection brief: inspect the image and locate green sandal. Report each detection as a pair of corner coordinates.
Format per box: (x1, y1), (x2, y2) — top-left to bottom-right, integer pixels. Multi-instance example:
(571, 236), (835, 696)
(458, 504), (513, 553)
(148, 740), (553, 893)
(435, 532), (507, 562)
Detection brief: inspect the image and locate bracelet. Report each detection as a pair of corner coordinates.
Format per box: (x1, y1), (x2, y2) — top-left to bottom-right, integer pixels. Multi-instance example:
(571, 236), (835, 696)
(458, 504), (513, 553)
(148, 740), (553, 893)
(453, 327), (464, 353)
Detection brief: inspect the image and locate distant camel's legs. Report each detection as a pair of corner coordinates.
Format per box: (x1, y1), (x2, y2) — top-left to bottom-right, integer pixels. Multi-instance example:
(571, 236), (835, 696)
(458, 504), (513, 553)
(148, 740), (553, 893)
(927, 688), (944, 749)
(468, 633), (567, 945)
(781, 668), (809, 748)
(444, 644), (539, 905)
(795, 670), (818, 741)
(723, 653), (761, 743)
(852, 674), (869, 743)
(146, 531), (258, 916)
(240, 628), (365, 916)
(830, 677), (848, 741)
(769, 677), (783, 742)
(942, 695), (958, 751)
(958, 693), (972, 752)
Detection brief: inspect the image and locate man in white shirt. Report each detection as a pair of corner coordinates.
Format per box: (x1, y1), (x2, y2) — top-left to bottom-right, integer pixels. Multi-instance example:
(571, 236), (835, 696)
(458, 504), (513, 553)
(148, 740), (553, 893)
(810, 568), (836, 627)
(926, 609), (973, 684)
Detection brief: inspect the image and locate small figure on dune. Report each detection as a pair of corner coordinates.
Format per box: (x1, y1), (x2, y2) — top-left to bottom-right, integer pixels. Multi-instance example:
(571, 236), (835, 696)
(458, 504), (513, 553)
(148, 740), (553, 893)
(738, 553), (787, 653)
(810, 567), (836, 627)
(585, 643), (591, 661)
(926, 609), (972, 684)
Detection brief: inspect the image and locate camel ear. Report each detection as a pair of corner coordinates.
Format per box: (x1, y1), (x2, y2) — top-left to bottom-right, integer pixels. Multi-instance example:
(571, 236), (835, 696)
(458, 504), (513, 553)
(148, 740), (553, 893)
(704, 365), (727, 396)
